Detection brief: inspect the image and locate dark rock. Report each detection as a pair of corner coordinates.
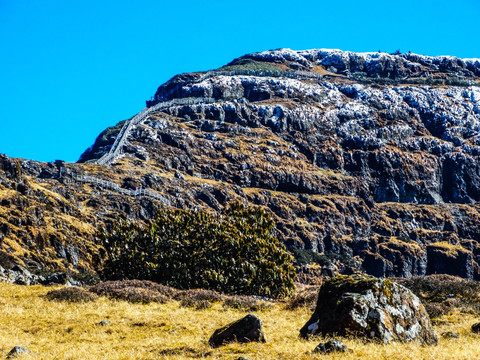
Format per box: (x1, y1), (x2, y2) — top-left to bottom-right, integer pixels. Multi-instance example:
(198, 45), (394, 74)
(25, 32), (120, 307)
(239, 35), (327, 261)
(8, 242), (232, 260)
(41, 272), (78, 286)
(6, 346), (30, 359)
(300, 274), (438, 345)
(313, 339), (349, 354)
(426, 243), (479, 280)
(208, 314), (266, 348)
(471, 322), (480, 333)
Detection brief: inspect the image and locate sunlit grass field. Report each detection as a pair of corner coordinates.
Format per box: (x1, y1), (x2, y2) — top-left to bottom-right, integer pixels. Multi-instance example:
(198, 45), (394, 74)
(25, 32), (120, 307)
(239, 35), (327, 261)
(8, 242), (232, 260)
(1, 282), (480, 359)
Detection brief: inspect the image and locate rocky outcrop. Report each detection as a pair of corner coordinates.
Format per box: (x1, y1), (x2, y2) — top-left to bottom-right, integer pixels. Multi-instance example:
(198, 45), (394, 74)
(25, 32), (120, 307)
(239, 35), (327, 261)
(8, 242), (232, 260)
(300, 275), (438, 345)
(3, 48), (480, 280)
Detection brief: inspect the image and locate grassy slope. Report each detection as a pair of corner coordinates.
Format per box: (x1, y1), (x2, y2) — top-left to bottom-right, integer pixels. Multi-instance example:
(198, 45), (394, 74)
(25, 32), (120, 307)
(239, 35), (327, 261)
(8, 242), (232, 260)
(1, 283), (480, 359)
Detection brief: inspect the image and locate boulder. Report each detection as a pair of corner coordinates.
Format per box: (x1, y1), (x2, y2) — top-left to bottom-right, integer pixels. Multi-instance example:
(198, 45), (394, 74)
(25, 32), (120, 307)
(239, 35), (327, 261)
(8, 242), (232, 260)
(300, 274), (438, 345)
(471, 322), (480, 333)
(6, 346), (30, 359)
(208, 314), (266, 348)
(313, 339), (349, 354)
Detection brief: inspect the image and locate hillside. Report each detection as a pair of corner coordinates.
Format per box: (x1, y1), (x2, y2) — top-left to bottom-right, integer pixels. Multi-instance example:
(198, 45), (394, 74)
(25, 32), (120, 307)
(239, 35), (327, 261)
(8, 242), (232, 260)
(2, 48), (480, 281)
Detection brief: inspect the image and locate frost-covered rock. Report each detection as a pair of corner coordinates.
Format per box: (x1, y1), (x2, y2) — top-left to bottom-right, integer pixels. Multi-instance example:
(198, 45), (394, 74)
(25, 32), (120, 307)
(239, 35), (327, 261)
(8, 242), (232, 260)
(300, 274), (438, 345)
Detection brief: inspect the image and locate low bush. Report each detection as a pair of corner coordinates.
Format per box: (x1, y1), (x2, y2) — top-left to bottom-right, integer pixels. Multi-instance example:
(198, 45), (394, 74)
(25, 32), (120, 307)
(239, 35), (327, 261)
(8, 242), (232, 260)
(89, 279), (176, 303)
(284, 287), (318, 310)
(45, 287), (98, 303)
(102, 287), (168, 304)
(395, 275), (480, 317)
(289, 247), (331, 266)
(395, 275), (480, 302)
(222, 295), (272, 311)
(175, 289), (224, 309)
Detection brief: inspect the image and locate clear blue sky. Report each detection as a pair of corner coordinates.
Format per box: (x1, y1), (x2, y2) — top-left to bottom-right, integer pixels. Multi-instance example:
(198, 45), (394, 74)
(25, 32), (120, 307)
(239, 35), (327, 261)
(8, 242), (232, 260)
(1, 0), (479, 163)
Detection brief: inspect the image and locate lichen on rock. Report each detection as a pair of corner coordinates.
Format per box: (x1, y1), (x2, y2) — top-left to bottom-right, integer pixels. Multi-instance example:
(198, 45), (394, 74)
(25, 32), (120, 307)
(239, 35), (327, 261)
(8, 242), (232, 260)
(300, 274), (438, 345)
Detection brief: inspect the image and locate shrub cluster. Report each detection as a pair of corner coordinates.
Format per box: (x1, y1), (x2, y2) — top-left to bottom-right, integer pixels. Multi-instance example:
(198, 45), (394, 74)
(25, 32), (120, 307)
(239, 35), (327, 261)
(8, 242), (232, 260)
(98, 202), (296, 298)
(45, 287), (98, 303)
(46, 279), (276, 311)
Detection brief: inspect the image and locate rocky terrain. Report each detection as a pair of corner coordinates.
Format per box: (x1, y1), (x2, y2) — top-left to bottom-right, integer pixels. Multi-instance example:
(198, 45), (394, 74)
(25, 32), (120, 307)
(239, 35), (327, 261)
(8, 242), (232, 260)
(2, 48), (480, 282)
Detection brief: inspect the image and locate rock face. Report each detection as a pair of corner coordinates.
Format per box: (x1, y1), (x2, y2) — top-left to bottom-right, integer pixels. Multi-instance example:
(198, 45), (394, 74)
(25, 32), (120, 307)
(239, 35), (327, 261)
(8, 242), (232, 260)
(209, 314), (266, 348)
(3, 48), (480, 279)
(300, 274), (438, 345)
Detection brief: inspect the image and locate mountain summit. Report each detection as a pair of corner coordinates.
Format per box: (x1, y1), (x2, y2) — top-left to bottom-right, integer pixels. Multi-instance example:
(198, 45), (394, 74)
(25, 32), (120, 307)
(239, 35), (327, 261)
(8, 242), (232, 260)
(2, 48), (480, 281)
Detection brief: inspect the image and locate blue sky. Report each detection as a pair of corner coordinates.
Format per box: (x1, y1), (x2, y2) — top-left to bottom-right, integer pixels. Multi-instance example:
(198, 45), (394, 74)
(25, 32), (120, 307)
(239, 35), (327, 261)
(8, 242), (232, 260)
(1, 0), (479, 163)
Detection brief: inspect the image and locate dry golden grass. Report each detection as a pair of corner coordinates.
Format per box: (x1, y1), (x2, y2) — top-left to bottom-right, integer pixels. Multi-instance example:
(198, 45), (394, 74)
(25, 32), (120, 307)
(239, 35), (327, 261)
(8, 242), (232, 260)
(1, 283), (480, 359)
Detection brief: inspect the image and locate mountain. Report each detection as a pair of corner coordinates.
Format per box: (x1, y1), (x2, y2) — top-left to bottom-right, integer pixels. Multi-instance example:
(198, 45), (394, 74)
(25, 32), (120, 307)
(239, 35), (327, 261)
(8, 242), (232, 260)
(2, 48), (480, 282)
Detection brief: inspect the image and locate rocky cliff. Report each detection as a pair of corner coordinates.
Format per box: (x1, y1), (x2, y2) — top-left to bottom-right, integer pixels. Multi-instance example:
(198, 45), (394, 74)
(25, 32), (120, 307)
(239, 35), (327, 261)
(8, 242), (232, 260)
(3, 48), (480, 282)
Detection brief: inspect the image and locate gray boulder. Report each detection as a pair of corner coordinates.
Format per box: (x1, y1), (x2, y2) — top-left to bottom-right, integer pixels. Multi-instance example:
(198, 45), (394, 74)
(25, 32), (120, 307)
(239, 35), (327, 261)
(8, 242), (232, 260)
(300, 274), (438, 345)
(209, 314), (266, 348)
(313, 339), (349, 354)
(6, 346), (30, 359)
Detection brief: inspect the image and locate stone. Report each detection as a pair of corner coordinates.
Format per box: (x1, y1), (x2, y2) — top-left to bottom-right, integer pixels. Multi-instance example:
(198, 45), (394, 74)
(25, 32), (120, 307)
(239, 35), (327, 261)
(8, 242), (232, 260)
(471, 322), (480, 333)
(313, 339), (349, 354)
(300, 274), (438, 345)
(41, 272), (78, 286)
(98, 320), (111, 326)
(208, 314), (266, 348)
(441, 331), (459, 339)
(6, 346), (30, 359)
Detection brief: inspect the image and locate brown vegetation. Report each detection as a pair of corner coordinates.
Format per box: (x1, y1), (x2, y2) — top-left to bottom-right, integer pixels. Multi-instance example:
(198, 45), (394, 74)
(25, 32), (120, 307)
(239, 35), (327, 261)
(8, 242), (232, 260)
(2, 282), (480, 359)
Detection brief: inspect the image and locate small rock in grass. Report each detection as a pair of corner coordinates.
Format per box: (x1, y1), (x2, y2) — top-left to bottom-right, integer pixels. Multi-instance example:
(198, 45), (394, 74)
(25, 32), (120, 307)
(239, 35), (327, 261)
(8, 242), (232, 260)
(471, 322), (480, 333)
(313, 339), (349, 354)
(6, 346), (30, 359)
(97, 320), (111, 326)
(209, 314), (266, 348)
(441, 331), (459, 339)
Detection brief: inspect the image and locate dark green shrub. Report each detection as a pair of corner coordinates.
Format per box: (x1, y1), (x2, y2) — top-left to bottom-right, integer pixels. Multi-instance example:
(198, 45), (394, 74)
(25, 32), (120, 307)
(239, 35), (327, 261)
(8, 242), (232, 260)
(289, 247), (331, 266)
(219, 59), (284, 75)
(98, 202), (296, 298)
